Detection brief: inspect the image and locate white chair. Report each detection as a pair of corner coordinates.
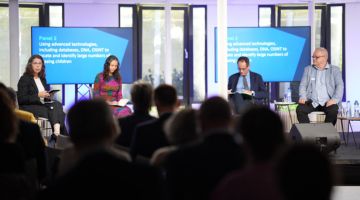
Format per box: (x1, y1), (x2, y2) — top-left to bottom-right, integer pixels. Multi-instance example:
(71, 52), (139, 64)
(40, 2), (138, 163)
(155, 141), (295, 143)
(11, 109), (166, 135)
(308, 111), (326, 123)
(36, 117), (53, 138)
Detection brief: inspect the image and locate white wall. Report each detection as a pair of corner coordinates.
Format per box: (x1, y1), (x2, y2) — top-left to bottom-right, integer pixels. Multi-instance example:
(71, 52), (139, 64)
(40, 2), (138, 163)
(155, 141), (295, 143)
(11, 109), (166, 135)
(345, 3), (360, 130)
(207, 4), (258, 97)
(345, 3), (360, 103)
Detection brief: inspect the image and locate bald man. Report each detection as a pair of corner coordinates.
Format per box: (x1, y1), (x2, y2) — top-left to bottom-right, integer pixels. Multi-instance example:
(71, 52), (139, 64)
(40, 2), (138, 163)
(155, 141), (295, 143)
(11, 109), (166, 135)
(296, 47), (344, 125)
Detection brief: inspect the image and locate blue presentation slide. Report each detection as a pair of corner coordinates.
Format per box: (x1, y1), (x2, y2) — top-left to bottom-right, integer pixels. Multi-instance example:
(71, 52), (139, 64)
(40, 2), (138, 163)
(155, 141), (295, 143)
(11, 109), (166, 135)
(32, 27), (133, 84)
(215, 27), (311, 82)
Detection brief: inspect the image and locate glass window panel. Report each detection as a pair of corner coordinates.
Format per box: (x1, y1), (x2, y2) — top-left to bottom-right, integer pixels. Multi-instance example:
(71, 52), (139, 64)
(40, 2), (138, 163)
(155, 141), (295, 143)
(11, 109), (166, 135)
(120, 7), (133, 27)
(279, 8), (323, 101)
(171, 10), (184, 97)
(141, 9), (184, 97)
(142, 9), (165, 88)
(0, 7), (10, 85)
(259, 7), (272, 27)
(49, 5), (63, 27)
(19, 7), (39, 75)
(193, 7), (206, 102)
(0, 6), (39, 85)
(280, 9), (322, 48)
(330, 6), (343, 71)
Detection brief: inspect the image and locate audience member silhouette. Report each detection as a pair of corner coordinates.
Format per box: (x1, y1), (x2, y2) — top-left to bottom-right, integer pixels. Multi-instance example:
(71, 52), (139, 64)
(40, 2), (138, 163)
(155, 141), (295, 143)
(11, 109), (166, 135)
(41, 150), (164, 200)
(0, 88), (35, 200)
(212, 106), (286, 200)
(276, 144), (335, 200)
(0, 83), (37, 123)
(56, 99), (130, 176)
(151, 108), (199, 167)
(164, 96), (245, 200)
(130, 84), (178, 160)
(38, 99), (163, 200)
(116, 80), (155, 148)
(0, 84), (47, 184)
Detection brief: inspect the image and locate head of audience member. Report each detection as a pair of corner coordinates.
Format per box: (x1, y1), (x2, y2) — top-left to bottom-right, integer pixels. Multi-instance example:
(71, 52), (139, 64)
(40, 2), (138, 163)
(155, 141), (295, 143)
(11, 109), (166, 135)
(67, 99), (120, 151)
(164, 108), (199, 145)
(3, 86), (18, 109)
(130, 80), (153, 113)
(103, 55), (121, 82)
(24, 54), (45, 79)
(237, 56), (250, 77)
(276, 144), (334, 200)
(0, 82), (15, 106)
(0, 88), (18, 143)
(312, 47), (329, 69)
(154, 84), (178, 115)
(198, 96), (232, 134)
(236, 106), (285, 163)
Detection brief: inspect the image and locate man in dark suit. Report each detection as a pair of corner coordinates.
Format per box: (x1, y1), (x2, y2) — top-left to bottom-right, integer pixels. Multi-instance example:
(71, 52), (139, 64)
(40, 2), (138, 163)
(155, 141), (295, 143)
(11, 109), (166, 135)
(228, 56), (267, 114)
(164, 96), (245, 200)
(116, 81), (155, 148)
(130, 84), (178, 160)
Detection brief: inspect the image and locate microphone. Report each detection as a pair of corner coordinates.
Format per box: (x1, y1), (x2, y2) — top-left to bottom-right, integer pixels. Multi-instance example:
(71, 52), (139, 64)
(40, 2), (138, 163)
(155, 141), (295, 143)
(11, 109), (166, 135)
(305, 99), (313, 105)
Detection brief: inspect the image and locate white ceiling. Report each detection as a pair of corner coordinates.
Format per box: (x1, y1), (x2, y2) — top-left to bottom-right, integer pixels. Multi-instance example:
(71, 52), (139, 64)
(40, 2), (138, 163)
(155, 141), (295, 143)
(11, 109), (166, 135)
(7, 0), (360, 5)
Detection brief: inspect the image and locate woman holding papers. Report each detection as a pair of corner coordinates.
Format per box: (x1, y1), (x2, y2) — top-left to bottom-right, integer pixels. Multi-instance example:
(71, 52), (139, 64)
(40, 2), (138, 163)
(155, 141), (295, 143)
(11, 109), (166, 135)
(17, 54), (67, 137)
(93, 55), (132, 118)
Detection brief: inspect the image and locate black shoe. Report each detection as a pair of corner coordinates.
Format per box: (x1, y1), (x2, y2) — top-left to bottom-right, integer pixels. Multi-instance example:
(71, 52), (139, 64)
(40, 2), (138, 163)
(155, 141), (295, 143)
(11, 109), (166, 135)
(48, 134), (58, 148)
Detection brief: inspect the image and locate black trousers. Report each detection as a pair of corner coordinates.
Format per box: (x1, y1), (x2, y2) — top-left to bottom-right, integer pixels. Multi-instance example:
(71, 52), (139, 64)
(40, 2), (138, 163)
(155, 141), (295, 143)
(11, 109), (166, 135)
(20, 100), (68, 135)
(228, 93), (255, 115)
(296, 103), (339, 125)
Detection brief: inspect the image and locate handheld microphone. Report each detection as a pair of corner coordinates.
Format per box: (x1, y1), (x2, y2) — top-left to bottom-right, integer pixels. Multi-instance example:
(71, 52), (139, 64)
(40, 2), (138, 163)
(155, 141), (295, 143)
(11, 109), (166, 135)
(305, 99), (313, 105)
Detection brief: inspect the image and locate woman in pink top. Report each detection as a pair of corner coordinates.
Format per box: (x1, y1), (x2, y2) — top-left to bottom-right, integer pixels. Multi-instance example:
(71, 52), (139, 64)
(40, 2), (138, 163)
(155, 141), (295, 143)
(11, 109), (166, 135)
(93, 55), (132, 118)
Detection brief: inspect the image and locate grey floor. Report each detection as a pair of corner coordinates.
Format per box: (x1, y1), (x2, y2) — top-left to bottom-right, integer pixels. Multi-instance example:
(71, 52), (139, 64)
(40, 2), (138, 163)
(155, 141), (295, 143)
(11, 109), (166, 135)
(331, 132), (360, 164)
(329, 132), (360, 185)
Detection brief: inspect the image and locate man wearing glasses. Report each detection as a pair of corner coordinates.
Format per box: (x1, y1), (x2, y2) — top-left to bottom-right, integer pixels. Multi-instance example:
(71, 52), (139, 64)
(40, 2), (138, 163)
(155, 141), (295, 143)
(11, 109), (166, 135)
(296, 47), (344, 125)
(228, 56), (267, 114)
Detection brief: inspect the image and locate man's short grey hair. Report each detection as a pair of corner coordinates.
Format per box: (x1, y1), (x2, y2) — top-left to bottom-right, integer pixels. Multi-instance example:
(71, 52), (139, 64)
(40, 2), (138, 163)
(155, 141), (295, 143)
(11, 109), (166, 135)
(315, 47), (328, 59)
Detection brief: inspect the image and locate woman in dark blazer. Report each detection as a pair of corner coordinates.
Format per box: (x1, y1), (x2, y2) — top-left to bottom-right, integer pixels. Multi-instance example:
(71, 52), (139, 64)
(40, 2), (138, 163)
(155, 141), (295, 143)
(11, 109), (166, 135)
(17, 55), (67, 136)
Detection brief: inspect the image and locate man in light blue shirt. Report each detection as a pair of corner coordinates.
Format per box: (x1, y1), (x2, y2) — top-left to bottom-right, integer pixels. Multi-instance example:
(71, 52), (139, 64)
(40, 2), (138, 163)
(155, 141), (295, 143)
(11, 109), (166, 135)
(296, 47), (344, 125)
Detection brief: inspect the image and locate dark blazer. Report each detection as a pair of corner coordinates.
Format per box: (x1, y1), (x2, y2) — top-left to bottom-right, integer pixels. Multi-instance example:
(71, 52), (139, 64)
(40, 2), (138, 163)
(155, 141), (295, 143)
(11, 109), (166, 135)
(17, 119), (47, 181)
(164, 133), (246, 200)
(17, 74), (50, 106)
(17, 74), (50, 118)
(116, 112), (156, 148)
(130, 113), (172, 159)
(228, 71), (267, 101)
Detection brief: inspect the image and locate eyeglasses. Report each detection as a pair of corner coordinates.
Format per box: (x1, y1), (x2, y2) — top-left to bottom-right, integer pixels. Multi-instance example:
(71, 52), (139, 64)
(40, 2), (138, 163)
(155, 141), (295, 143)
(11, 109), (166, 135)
(312, 55), (324, 59)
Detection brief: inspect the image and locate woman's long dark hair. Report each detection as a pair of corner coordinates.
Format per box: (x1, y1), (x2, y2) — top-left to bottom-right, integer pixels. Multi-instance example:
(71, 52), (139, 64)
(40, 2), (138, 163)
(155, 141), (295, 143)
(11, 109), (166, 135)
(0, 88), (18, 143)
(23, 54), (46, 79)
(103, 55), (121, 82)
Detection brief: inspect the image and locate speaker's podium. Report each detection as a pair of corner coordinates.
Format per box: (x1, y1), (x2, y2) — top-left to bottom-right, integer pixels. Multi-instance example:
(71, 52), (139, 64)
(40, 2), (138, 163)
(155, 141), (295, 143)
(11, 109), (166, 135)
(290, 123), (340, 153)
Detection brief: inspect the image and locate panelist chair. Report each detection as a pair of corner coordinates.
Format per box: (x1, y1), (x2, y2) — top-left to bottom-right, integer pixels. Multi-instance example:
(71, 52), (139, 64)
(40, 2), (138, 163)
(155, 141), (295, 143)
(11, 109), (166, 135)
(36, 117), (53, 138)
(308, 111), (326, 123)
